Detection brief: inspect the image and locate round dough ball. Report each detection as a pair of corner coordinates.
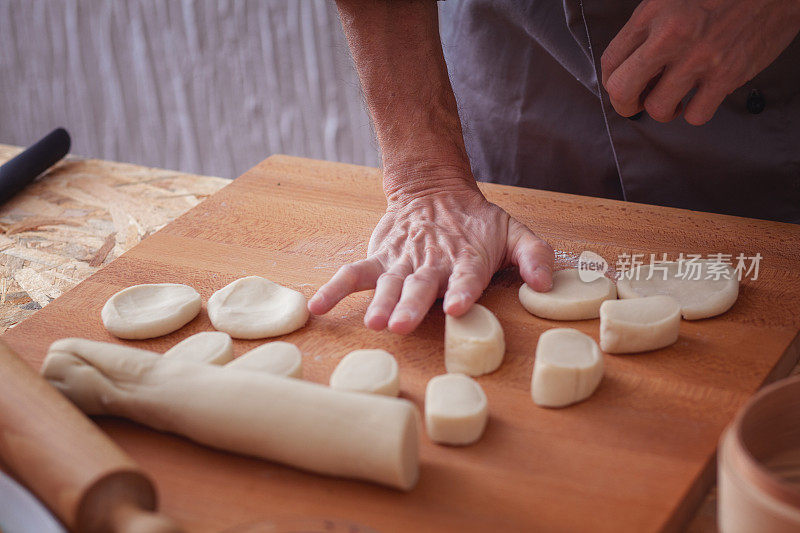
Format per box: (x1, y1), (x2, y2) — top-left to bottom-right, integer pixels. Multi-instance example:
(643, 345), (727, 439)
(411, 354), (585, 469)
(445, 304), (505, 376)
(599, 296), (681, 354)
(226, 341), (303, 378)
(329, 349), (399, 396)
(208, 276), (309, 339)
(425, 373), (488, 446)
(163, 331), (234, 365)
(617, 261), (738, 320)
(519, 268), (616, 321)
(531, 328), (603, 408)
(101, 283), (201, 340)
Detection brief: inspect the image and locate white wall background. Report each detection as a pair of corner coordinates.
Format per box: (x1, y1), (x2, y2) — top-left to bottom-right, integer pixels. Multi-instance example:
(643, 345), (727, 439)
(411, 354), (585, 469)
(0, 0), (379, 178)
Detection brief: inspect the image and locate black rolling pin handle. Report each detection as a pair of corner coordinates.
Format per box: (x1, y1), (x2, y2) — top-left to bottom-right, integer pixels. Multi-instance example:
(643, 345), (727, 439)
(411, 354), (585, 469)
(0, 128), (71, 205)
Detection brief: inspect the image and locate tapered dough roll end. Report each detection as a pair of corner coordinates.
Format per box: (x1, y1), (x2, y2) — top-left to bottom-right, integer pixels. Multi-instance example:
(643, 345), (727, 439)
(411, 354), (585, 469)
(519, 268), (617, 321)
(163, 331), (234, 364)
(226, 341), (303, 378)
(617, 261), (738, 320)
(445, 304), (505, 376)
(208, 276), (309, 339)
(101, 283), (202, 339)
(600, 296), (681, 354)
(532, 328), (603, 408)
(329, 349), (399, 396)
(425, 373), (488, 446)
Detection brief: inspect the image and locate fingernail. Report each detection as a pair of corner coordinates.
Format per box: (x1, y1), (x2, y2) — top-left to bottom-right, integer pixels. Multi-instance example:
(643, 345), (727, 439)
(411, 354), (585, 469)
(392, 309), (416, 324)
(444, 293), (467, 311)
(534, 265), (553, 290)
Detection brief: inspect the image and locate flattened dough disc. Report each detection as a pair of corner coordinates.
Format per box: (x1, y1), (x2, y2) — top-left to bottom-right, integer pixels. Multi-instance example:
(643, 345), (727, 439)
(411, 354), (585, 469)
(227, 341), (303, 378)
(163, 331), (234, 364)
(617, 261), (738, 320)
(208, 276), (309, 339)
(329, 349), (399, 396)
(599, 296), (681, 354)
(519, 268), (616, 321)
(101, 283), (201, 340)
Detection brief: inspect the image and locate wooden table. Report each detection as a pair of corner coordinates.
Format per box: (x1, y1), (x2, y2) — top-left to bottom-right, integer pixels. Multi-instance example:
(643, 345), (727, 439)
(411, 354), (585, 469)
(0, 144), (798, 531)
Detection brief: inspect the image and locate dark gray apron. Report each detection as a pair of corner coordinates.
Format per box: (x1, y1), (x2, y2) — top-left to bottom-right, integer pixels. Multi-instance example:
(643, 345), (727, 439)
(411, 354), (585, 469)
(439, 1), (800, 223)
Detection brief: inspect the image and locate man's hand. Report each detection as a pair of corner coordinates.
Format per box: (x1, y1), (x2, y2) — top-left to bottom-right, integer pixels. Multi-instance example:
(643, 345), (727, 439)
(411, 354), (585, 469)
(308, 184), (553, 333)
(601, 0), (800, 125)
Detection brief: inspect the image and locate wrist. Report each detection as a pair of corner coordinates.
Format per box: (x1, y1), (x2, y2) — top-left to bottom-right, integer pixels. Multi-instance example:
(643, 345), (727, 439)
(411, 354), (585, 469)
(382, 160), (482, 207)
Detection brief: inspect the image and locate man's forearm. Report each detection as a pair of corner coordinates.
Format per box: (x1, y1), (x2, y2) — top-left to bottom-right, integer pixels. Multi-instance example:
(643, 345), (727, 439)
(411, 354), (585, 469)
(336, 0), (478, 201)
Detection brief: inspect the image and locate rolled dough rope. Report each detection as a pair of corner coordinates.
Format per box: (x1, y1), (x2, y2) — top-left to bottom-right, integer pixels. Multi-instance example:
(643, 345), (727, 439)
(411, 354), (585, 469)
(329, 349), (399, 397)
(518, 268), (617, 321)
(42, 338), (420, 491)
(101, 283), (201, 339)
(208, 276), (309, 339)
(445, 304), (505, 376)
(226, 341), (303, 378)
(599, 296), (681, 354)
(531, 328), (603, 408)
(424, 373), (488, 446)
(163, 331), (234, 365)
(617, 261), (738, 320)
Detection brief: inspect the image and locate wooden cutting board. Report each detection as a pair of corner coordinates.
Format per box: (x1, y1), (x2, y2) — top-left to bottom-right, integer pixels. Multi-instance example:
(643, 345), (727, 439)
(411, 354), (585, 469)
(4, 155), (800, 532)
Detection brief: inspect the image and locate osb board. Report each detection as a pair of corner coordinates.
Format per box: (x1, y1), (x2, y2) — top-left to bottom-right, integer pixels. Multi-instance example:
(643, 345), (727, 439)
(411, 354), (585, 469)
(4, 155), (800, 532)
(0, 145), (227, 332)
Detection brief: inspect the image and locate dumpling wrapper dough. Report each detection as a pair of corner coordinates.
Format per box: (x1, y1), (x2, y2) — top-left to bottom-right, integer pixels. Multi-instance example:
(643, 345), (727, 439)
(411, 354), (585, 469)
(519, 268), (616, 321)
(101, 283), (201, 339)
(329, 349), (399, 397)
(226, 341), (303, 378)
(599, 296), (681, 354)
(425, 373), (488, 446)
(532, 328), (603, 408)
(445, 304), (505, 376)
(42, 338), (420, 491)
(208, 276), (309, 339)
(163, 331), (234, 365)
(617, 261), (738, 320)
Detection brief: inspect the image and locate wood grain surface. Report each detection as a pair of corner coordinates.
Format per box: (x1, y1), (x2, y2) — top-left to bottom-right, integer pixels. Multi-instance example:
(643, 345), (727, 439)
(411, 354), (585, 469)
(3, 155), (800, 532)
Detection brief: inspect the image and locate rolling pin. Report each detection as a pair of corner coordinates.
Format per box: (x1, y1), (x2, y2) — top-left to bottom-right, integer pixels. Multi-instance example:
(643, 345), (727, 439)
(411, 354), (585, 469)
(0, 340), (181, 532)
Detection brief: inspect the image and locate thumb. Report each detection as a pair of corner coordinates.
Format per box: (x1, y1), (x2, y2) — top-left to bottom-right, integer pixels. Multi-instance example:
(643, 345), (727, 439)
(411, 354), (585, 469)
(508, 219), (554, 292)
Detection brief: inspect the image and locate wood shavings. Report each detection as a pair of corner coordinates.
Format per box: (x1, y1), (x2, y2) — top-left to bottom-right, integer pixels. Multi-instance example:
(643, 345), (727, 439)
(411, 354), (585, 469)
(6, 217), (80, 235)
(88, 233), (117, 267)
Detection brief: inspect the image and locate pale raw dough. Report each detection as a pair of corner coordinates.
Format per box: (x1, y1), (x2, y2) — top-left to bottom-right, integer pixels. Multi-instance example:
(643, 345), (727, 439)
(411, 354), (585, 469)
(329, 349), (399, 397)
(531, 328), (603, 408)
(599, 296), (681, 354)
(425, 373), (488, 446)
(208, 276), (309, 339)
(617, 261), (738, 320)
(42, 338), (420, 491)
(163, 331), (234, 365)
(445, 304), (505, 376)
(101, 283), (201, 339)
(519, 268), (616, 321)
(226, 341), (303, 378)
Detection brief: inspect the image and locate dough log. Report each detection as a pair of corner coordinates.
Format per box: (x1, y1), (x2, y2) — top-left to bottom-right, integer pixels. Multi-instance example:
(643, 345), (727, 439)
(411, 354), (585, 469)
(42, 339), (420, 491)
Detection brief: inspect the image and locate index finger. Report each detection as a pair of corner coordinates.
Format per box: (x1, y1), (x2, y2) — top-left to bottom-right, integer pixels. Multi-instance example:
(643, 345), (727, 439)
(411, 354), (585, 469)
(308, 258), (383, 315)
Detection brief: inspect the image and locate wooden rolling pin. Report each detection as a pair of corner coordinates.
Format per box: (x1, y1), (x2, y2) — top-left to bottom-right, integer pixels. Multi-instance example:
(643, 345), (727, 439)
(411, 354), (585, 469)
(0, 340), (180, 532)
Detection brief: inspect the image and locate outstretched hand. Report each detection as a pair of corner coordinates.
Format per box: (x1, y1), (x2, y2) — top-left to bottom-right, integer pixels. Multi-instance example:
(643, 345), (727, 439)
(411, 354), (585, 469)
(308, 188), (554, 334)
(602, 0), (800, 125)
